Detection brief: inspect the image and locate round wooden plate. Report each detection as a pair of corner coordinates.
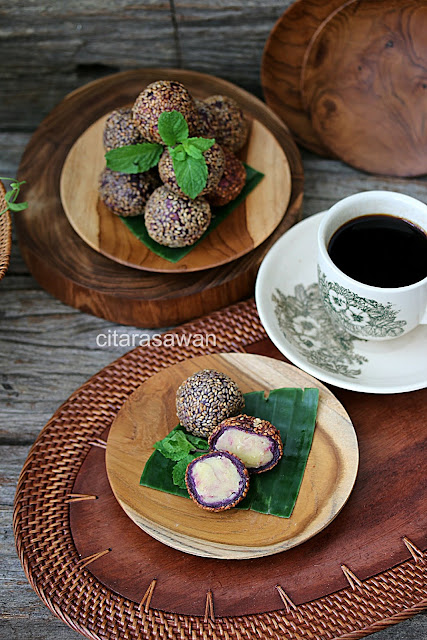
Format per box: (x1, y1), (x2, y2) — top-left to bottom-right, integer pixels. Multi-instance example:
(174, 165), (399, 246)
(301, 0), (427, 176)
(60, 113), (291, 273)
(16, 69), (303, 327)
(261, 0), (346, 156)
(106, 352), (359, 559)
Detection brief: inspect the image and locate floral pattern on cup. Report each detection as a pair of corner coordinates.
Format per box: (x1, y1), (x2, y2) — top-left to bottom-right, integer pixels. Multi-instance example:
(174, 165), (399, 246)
(272, 284), (367, 378)
(318, 268), (407, 338)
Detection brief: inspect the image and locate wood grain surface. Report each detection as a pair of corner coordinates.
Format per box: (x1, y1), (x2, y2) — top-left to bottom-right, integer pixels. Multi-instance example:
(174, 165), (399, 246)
(261, 0), (345, 156)
(60, 114), (291, 273)
(105, 353), (358, 559)
(0, 1), (294, 131)
(301, 0), (427, 176)
(2, 132), (426, 638)
(16, 68), (302, 328)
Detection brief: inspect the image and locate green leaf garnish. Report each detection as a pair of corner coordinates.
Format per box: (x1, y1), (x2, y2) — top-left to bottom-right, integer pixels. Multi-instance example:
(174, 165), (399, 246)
(105, 142), (163, 174)
(172, 155), (209, 200)
(186, 137), (215, 152)
(0, 177), (28, 215)
(153, 429), (209, 486)
(172, 455), (198, 489)
(158, 111), (189, 146)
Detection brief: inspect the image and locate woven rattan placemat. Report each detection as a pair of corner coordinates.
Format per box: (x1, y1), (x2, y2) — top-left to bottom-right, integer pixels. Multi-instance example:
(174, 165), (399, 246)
(0, 182), (12, 280)
(14, 299), (426, 639)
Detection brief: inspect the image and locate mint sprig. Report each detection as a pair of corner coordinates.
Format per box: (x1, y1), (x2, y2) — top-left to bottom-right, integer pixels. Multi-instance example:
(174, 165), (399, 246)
(105, 142), (163, 174)
(158, 111), (215, 199)
(0, 177), (28, 215)
(103, 109), (216, 200)
(154, 429), (209, 487)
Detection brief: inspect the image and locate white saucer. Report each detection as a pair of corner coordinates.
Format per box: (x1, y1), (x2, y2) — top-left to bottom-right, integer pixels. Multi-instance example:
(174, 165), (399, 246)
(255, 212), (427, 394)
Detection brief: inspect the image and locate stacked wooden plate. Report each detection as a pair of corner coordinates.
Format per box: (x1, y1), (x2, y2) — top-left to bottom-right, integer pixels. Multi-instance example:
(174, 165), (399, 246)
(0, 181), (12, 281)
(16, 69), (303, 327)
(262, 0), (427, 177)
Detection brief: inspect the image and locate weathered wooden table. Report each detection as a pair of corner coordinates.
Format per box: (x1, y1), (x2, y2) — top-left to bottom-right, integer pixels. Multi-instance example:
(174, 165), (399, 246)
(0, 1), (426, 638)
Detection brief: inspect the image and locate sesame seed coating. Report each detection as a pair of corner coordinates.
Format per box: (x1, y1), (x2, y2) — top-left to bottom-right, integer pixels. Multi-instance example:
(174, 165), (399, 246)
(207, 148), (246, 206)
(203, 95), (249, 152)
(103, 107), (145, 152)
(132, 80), (200, 143)
(144, 186), (211, 247)
(98, 167), (161, 217)
(176, 369), (245, 438)
(193, 98), (218, 138)
(158, 143), (225, 197)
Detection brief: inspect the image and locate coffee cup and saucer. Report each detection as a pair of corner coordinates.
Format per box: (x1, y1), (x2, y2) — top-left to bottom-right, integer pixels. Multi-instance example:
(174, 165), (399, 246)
(255, 191), (427, 393)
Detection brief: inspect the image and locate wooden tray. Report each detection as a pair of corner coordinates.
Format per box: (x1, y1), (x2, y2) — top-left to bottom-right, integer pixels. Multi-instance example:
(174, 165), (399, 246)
(60, 114), (291, 273)
(106, 353), (358, 559)
(0, 181), (12, 281)
(301, 0), (427, 176)
(14, 299), (426, 637)
(261, 0), (345, 156)
(16, 69), (303, 327)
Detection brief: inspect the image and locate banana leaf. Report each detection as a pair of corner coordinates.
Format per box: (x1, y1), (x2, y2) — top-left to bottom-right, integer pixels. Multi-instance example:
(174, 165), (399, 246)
(140, 387), (319, 519)
(120, 164), (264, 263)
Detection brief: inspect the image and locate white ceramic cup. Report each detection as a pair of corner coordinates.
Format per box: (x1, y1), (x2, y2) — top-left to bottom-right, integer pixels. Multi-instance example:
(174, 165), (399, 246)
(317, 191), (427, 340)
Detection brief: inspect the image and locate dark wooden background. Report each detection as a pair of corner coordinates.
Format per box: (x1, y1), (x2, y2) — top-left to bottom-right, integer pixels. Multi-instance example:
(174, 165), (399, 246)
(0, 0), (291, 132)
(0, 2), (426, 639)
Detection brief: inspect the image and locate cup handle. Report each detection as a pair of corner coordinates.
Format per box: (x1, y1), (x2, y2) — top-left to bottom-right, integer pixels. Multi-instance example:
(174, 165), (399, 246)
(421, 306), (427, 324)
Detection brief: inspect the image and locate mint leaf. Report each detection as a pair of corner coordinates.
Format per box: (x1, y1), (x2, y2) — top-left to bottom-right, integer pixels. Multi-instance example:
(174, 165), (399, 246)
(170, 144), (187, 163)
(154, 430), (193, 461)
(182, 139), (203, 160)
(172, 155), (208, 199)
(172, 455), (195, 488)
(158, 111), (189, 146)
(0, 177), (27, 216)
(187, 137), (215, 152)
(186, 434), (209, 450)
(105, 142), (163, 174)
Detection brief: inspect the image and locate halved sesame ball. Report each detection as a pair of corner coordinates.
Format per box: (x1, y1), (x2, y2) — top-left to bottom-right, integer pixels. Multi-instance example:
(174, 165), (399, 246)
(98, 168), (160, 217)
(207, 148), (246, 207)
(209, 414), (283, 473)
(132, 80), (200, 143)
(103, 107), (145, 152)
(158, 143), (225, 197)
(144, 186), (211, 247)
(185, 451), (249, 511)
(176, 369), (245, 438)
(203, 95), (249, 152)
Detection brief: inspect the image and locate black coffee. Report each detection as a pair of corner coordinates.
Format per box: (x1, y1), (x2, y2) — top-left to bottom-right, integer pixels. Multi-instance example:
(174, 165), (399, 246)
(328, 214), (427, 287)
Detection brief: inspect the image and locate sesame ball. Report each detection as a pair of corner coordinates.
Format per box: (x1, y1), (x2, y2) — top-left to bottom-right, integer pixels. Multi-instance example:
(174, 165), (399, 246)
(103, 107), (145, 152)
(158, 143), (225, 197)
(176, 369), (245, 438)
(144, 186), (211, 247)
(203, 95), (249, 152)
(193, 98), (217, 138)
(207, 149), (246, 206)
(98, 168), (160, 217)
(132, 80), (200, 143)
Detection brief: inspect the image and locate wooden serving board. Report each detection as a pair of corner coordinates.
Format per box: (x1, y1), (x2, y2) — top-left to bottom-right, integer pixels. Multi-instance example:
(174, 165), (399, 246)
(60, 115), (291, 273)
(106, 353), (358, 559)
(301, 0), (427, 176)
(16, 69), (303, 327)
